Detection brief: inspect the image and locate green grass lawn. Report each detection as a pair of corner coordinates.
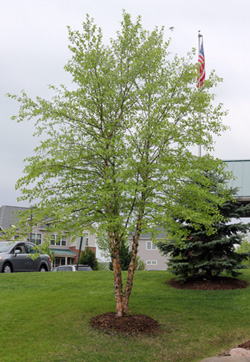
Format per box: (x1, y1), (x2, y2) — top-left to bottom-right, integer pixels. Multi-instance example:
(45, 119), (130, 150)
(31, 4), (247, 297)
(0, 270), (250, 362)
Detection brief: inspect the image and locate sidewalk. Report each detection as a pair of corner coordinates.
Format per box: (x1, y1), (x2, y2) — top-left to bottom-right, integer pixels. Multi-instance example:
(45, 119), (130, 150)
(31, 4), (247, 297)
(200, 357), (250, 361)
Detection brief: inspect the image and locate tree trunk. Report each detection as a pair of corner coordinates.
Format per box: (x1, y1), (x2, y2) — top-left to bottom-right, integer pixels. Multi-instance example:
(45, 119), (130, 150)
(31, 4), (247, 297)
(112, 254), (124, 317)
(112, 233), (139, 317)
(111, 220), (142, 317)
(110, 234), (124, 317)
(122, 231), (139, 315)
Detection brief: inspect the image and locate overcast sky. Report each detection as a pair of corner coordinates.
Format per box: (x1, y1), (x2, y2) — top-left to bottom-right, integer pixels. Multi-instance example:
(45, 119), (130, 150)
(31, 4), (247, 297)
(1, 0), (250, 207)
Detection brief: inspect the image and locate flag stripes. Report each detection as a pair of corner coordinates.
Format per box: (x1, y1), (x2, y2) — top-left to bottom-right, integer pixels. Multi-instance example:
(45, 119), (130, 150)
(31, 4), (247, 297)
(197, 39), (205, 88)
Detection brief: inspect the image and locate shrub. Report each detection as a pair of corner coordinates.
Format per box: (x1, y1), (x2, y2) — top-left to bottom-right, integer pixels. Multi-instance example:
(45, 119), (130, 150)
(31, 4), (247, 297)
(79, 247), (99, 270)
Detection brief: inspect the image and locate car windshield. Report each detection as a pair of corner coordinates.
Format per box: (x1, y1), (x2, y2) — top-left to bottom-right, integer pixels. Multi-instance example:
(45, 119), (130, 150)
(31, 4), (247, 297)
(0, 242), (13, 253)
(76, 266), (92, 271)
(58, 266), (73, 271)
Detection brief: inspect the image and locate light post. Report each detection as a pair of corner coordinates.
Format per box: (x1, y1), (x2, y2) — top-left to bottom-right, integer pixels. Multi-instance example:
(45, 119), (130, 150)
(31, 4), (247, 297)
(76, 235), (85, 269)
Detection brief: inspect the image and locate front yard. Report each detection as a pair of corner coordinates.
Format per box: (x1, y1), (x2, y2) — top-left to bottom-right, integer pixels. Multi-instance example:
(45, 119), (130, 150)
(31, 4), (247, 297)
(0, 270), (250, 362)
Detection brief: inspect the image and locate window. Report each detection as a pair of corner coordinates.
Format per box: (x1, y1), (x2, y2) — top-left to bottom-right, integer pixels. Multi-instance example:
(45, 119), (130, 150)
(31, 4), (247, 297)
(13, 243), (26, 254)
(55, 258), (60, 267)
(146, 260), (157, 265)
(36, 234), (41, 245)
(51, 235), (66, 246)
(26, 243), (37, 254)
(57, 266), (72, 271)
(31, 233), (41, 245)
(61, 236), (66, 246)
(84, 233), (89, 246)
(55, 258), (66, 267)
(51, 235), (55, 246)
(146, 241), (157, 250)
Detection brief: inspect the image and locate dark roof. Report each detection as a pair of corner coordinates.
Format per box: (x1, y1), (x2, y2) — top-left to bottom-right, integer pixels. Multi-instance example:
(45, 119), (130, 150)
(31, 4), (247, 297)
(0, 205), (29, 230)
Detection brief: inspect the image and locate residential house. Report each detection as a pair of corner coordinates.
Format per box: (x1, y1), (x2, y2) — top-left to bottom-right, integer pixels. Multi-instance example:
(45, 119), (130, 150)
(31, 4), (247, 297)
(129, 232), (169, 271)
(0, 206), (167, 270)
(0, 205), (96, 267)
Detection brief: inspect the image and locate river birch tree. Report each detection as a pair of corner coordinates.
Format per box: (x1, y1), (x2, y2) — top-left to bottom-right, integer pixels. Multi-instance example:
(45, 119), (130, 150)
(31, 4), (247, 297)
(9, 12), (229, 317)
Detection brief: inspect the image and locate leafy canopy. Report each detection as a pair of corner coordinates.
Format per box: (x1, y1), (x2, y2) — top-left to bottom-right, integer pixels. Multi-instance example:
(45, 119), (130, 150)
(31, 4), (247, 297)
(9, 11), (229, 246)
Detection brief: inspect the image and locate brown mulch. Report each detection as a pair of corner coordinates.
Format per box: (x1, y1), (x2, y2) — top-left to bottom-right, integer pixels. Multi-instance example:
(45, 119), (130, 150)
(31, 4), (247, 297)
(168, 276), (249, 290)
(90, 312), (161, 336)
(238, 340), (250, 349)
(238, 341), (250, 349)
(220, 340), (250, 356)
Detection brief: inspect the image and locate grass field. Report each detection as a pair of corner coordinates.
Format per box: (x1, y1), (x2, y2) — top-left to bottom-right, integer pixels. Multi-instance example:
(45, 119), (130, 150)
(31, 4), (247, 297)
(0, 270), (250, 362)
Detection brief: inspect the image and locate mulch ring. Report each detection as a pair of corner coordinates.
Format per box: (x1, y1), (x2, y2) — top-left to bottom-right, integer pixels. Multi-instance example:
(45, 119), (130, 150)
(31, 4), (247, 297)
(221, 340), (250, 356)
(239, 340), (250, 349)
(168, 276), (249, 290)
(90, 312), (161, 336)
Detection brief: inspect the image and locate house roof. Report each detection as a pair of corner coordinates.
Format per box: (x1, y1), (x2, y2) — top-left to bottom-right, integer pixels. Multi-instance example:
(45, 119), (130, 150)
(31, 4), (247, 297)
(0, 205), (29, 230)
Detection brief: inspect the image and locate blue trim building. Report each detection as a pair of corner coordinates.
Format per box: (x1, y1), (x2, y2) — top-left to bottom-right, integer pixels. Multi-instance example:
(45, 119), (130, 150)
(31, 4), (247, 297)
(224, 160), (250, 204)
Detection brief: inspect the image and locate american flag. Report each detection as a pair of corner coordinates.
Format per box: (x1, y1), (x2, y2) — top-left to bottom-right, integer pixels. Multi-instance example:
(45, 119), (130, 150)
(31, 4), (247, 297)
(197, 39), (205, 88)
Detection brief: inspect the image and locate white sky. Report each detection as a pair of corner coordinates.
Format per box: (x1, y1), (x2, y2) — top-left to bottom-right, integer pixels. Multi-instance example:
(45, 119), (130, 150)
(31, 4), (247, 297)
(1, 0), (250, 207)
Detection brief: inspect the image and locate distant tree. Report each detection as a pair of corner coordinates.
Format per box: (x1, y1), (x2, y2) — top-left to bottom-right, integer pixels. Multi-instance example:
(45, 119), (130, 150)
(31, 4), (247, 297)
(79, 247), (99, 270)
(135, 257), (146, 271)
(98, 262), (109, 271)
(159, 175), (250, 280)
(236, 238), (250, 267)
(9, 12), (229, 316)
(109, 240), (131, 271)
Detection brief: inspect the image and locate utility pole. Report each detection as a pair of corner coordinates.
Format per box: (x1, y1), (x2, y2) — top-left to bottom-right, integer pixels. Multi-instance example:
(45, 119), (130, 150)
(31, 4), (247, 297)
(29, 208), (33, 243)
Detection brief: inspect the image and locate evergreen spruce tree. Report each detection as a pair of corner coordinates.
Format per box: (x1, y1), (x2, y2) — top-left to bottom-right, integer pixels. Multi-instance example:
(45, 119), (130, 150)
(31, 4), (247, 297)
(109, 240), (131, 271)
(79, 248), (99, 270)
(159, 176), (250, 280)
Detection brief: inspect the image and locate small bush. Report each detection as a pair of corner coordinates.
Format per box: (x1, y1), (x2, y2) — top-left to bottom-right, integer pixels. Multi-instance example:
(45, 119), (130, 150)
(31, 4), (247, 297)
(79, 247), (99, 270)
(136, 257), (146, 271)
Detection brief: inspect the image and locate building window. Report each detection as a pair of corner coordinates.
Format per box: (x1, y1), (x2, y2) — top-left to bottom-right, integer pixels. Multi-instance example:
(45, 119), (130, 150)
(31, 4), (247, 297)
(146, 241), (157, 250)
(146, 260), (157, 265)
(31, 233), (42, 245)
(55, 258), (60, 267)
(55, 257), (66, 267)
(84, 233), (89, 246)
(61, 236), (66, 246)
(51, 235), (67, 246)
(36, 234), (41, 245)
(51, 235), (55, 245)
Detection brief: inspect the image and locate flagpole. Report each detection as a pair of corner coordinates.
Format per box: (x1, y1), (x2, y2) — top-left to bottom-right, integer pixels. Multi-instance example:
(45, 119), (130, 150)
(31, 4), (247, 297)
(198, 30), (202, 157)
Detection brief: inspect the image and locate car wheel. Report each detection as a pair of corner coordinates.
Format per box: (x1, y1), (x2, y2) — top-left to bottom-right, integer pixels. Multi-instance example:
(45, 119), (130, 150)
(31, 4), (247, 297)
(3, 263), (12, 273)
(39, 265), (47, 272)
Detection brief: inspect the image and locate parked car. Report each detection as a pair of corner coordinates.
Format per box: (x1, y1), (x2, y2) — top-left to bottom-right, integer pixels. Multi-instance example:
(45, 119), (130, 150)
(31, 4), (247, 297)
(0, 241), (51, 273)
(52, 264), (92, 272)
